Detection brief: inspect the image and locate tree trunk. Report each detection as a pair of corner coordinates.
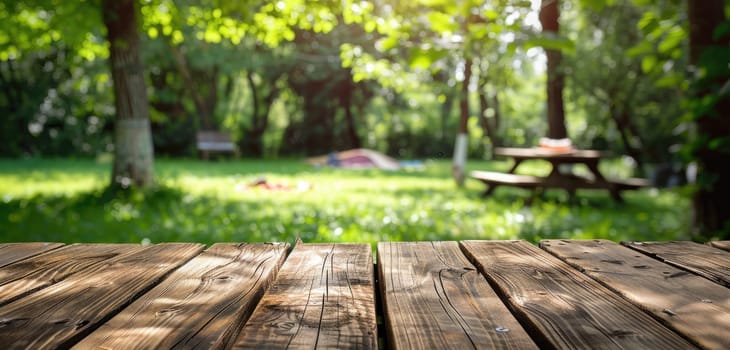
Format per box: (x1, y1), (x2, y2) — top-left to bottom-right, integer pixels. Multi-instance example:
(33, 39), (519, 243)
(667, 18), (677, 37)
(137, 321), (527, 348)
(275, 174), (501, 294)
(339, 79), (361, 149)
(170, 45), (214, 130)
(440, 92), (454, 144)
(240, 72), (282, 157)
(242, 72), (264, 157)
(687, 0), (730, 238)
(453, 58), (471, 187)
(609, 108), (645, 176)
(0, 60), (33, 155)
(540, 0), (568, 139)
(492, 90), (501, 130)
(103, 0), (154, 188)
(0, 63), (19, 112)
(477, 76), (501, 153)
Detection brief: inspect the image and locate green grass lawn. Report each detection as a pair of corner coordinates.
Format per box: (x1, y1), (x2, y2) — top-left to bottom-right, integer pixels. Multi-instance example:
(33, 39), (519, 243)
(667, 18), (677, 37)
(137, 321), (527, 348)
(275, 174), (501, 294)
(0, 157), (692, 246)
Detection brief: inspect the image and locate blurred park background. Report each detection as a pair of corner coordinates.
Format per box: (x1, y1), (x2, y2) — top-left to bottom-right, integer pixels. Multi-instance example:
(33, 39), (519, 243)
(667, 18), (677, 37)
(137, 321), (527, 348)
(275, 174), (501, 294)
(1, 0), (728, 244)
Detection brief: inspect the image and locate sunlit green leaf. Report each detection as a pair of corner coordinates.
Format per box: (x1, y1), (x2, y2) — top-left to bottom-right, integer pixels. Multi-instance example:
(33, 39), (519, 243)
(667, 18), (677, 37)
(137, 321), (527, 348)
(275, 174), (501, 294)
(658, 27), (685, 54)
(637, 12), (658, 33)
(654, 73), (684, 88)
(626, 41), (653, 57)
(641, 55), (658, 73)
(482, 9), (499, 20)
(409, 47), (448, 70)
(426, 11), (456, 33)
(524, 36), (575, 53)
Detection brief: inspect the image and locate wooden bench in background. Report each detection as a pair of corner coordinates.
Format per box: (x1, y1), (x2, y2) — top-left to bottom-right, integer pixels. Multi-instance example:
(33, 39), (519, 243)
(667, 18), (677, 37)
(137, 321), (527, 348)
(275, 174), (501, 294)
(610, 177), (651, 190)
(196, 130), (237, 160)
(471, 170), (543, 197)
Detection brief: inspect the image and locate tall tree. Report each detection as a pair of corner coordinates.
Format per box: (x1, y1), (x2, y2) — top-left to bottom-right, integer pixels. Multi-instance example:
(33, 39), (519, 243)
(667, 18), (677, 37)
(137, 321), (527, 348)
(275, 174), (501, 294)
(686, 0), (730, 238)
(453, 57), (471, 186)
(168, 44), (217, 131)
(477, 73), (502, 152)
(241, 67), (284, 157)
(281, 24), (372, 155)
(540, 0), (568, 139)
(103, 0), (154, 188)
(567, 2), (685, 176)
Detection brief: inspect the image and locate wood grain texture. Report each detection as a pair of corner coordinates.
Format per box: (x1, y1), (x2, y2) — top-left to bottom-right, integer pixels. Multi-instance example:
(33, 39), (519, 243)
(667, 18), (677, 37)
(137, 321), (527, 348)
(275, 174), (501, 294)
(0, 243), (64, 267)
(0, 243), (203, 349)
(541, 239), (730, 350)
(624, 241), (730, 287)
(709, 240), (730, 252)
(461, 240), (696, 350)
(0, 244), (138, 307)
(378, 241), (538, 350)
(232, 243), (377, 350)
(73, 243), (289, 350)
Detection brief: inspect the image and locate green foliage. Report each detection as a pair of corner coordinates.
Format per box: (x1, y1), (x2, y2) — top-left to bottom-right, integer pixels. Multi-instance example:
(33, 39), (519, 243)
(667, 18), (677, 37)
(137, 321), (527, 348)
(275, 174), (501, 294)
(0, 44), (114, 157)
(0, 2), (114, 157)
(0, 1), (105, 61)
(523, 36), (575, 54)
(0, 159), (692, 245)
(565, 0), (686, 172)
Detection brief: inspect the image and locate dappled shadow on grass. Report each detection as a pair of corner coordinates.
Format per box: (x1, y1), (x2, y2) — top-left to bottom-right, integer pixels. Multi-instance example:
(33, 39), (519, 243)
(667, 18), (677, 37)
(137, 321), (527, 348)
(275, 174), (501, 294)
(0, 178), (691, 246)
(0, 185), (372, 245)
(509, 189), (692, 243)
(156, 160), (315, 179)
(156, 158), (497, 181)
(1, 185), (186, 243)
(0, 185), (255, 244)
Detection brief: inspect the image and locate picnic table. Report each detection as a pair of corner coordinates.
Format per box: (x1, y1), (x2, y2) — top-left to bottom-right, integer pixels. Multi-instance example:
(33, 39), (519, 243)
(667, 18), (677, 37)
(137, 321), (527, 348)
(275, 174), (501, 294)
(0, 239), (728, 349)
(472, 147), (650, 202)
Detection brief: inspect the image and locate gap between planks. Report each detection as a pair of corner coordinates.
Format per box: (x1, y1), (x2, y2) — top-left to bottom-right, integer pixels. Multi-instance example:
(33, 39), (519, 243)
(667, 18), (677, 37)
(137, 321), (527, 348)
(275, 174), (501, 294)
(0, 241), (723, 349)
(623, 241), (730, 287)
(378, 241), (537, 350)
(232, 243), (378, 349)
(0, 244), (139, 307)
(73, 243), (289, 350)
(542, 239), (729, 350)
(0, 243), (204, 350)
(0, 243), (64, 268)
(461, 240), (697, 350)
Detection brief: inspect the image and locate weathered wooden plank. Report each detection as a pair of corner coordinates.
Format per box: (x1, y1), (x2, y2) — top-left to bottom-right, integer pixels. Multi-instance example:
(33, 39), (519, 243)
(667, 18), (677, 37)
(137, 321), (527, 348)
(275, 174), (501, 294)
(73, 243), (289, 350)
(378, 241), (538, 350)
(542, 239), (730, 350)
(0, 244), (138, 307)
(0, 243), (64, 268)
(461, 240), (696, 350)
(624, 241), (730, 287)
(232, 243), (377, 349)
(0, 243), (204, 349)
(709, 240), (730, 252)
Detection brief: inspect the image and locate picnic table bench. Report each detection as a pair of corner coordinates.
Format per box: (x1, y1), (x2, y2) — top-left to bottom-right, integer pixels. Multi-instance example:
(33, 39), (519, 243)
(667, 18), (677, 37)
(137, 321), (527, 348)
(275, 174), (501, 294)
(0, 239), (728, 349)
(472, 147), (650, 202)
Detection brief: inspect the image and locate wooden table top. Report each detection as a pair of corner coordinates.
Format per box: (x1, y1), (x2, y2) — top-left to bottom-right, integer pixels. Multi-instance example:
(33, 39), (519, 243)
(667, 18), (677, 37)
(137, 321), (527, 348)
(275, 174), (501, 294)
(495, 147), (605, 160)
(0, 240), (728, 349)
